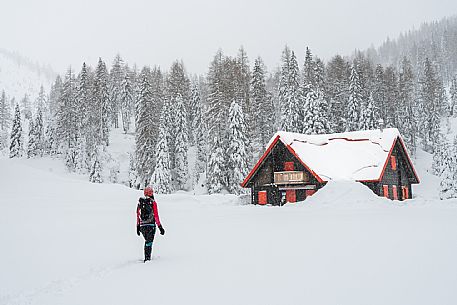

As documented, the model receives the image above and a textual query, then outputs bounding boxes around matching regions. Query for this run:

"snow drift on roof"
[269,128,401,181]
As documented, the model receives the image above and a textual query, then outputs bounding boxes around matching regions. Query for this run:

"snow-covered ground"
[1,152,457,305]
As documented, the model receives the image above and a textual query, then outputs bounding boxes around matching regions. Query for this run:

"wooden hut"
[241,128,420,205]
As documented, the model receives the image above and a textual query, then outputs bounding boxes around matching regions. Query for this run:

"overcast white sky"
[1,0,457,74]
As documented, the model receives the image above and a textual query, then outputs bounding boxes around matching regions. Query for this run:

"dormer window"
[391,156,397,171]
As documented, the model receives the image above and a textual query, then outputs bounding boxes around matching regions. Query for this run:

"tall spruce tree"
[303,88,330,134]
[27,108,44,158]
[398,57,417,155]
[359,92,377,130]
[206,132,226,194]
[135,67,155,188]
[418,58,442,152]
[120,68,133,133]
[109,54,124,128]
[450,74,457,117]
[227,100,248,194]
[0,90,11,148]
[150,112,172,194]
[93,58,110,146]
[56,68,78,153]
[326,55,350,132]
[251,57,274,147]
[0,90,10,131]
[346,65,363,131]
[9,104,23,158]
[173,93,189,190]
[190,82,206,185]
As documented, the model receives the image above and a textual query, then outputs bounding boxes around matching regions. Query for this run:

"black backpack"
[139,197,154,224]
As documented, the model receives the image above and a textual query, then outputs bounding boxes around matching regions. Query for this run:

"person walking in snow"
[136,186,165,262]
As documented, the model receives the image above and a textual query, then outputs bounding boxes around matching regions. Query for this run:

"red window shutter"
[286,190,296,203]
[258,191,267,205]
[284,162,294,171]
[383,185,389,198]
[392,185,398,200]
[391,156,397,170]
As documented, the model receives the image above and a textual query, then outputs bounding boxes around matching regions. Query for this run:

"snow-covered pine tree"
[173,93,189,190]
[128,152,138,188]
[450,74,457,117]
[0,90,10,131]
[372,65,387,125]
[206,132,226,194]
[190,81,206,185]
[120,66,133,133]
[150,112,172,194]
[235,47,252,141]
[303,88,331,134]
[93,58,110,146]
[280,49,302,133]
[36,85,47,119]
[227,100,248,194]
[89,148,103,183]
[279,46,291,131]
[346,64,363,131]
[205,50,229,175]
[166,61,190,140]
[134,67,155,188]
[26,116,37,158]
[432,133,448,176]
[47,75,63,121]
[0,90,11,149]
[75,62,94,163]
[398,57,417,155]
[418,58,442,152]
[326,55,350,133]
[302,47,315,96]
[383,66,399,128]
[26,109,44,158]
[56,68,78,157]
[9,104,23,158]
[359,92,377,130]
[439,141,457,200]
[109,54,124,128]
[251,57,274,147]
[44,124,58,156]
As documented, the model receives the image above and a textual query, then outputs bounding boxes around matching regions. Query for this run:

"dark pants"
[140,225,156,260]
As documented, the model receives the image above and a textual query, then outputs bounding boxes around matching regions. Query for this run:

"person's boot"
[144,243,152,262]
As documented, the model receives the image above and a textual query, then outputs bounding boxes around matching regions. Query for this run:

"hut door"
[258,191,268,205]
[284,162,294,171]
[286,190,296,203]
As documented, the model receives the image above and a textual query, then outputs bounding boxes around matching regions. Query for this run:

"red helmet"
[144,186,154,197]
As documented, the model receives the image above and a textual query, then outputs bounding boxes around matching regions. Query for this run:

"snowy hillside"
[0,49,55,102]
[1,151,457,305]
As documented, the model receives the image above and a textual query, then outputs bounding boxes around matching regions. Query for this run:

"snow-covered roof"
[266,128,403,182]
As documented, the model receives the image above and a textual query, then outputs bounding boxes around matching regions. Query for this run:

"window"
[391,156,397,171]
[402,186,409,200]
[392,185,398,200]
[306,189,316,197]
[284,162,295,171]
[383,185,389,198]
